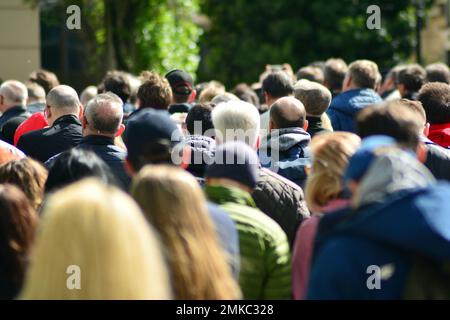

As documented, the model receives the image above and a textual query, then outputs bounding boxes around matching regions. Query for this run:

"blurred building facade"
[422,0,450,64]
[0,0,40,82]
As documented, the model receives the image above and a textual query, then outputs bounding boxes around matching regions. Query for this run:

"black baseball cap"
[165,69,194,95]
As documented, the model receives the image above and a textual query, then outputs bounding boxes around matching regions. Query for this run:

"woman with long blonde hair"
[131,165,241,300]
[20,179,171,300]
[292,132,361,299]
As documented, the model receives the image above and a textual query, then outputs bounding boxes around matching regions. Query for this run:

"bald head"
[270,96,306,129]
[84,92,123,136]
[0,80,28,112]
[47,85,80,110]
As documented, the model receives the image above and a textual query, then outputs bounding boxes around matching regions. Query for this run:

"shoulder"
[256,168,305,200]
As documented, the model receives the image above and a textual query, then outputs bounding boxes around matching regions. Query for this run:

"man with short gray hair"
[46,92,130,189]
[17,85,83,162]
[0,80,30,144]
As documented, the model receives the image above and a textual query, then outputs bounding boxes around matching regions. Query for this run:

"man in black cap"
[165,69,196,114]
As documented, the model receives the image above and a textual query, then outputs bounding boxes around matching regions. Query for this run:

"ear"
[180,146,192,170]
[417,142,428,164]
[78,104,84,119]
[263,91,269,104]
[303,119,309,131]
[423,123,430,137]
[45,105,52,119]
[115,124,125,137]
[255,134,260,150]
[343,75,352,91]
[81,115,88,129]
[269,119,275,131]
[124,158,135,176]
[188,90,197,103]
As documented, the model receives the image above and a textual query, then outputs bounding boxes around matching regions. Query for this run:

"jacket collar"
[81,135,115,146]
[2,105,27,116]
[205,184,256,208]
[259,127,310,152]
[53,114,81,126]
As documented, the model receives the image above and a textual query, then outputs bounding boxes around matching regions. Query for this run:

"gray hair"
[80,86,98,106]
[0,80,28,105]
[47,85,81,112]
[211,92,239,105]
[212,100,260,147]
[85,92,123,135]
[26,82,46,103]
[294,79,332,116]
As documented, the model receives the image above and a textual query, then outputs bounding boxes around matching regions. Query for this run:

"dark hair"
[426,63,450,84]
[356,101,422,151]
[28,69,60,94]
[323,58,348,92]
[137,71,172,110]
[231,84,260,109]
[296,66,324,84]
[0,158,48,211]
[417,82,450,124]
[45,149,118,193]
[397,64,426,93]
[185,103,214,136]
[262,71,293,98]
[0,184,37,296]
[100,71,131,104]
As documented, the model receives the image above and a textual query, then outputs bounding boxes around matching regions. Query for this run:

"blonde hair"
[131,165,241,300]
[20,179,171,300]
[305,132,361,213]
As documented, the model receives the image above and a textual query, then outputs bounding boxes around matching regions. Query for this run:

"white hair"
[212,100,260,148]
[80,86,98,106]
[0,80,28,105]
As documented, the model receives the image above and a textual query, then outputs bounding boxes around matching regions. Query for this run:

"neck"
[83,128,115,138]
[1,104,21,113]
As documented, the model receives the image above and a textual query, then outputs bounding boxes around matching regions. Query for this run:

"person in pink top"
[292,132,361,299]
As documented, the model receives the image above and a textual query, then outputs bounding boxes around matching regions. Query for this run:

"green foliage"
[198,0,433,87]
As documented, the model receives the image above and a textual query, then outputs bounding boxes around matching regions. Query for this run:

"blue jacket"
[327,89,382,133]
[307,151,450,299]
[258,127,311,188]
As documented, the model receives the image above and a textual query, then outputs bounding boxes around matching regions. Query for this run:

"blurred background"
[0,0,448,91]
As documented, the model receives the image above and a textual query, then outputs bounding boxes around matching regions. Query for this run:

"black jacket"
[306,116,330,138]
[423,136,450,182]
[17,115,83,163]
[77,135,131,189]
[252,167,310,248]
[0,106,30,144]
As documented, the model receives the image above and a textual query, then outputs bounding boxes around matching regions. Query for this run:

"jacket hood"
[330,88,382,117]
[259,127,310,152]
[428,123,450,148]
[354,150,436,208]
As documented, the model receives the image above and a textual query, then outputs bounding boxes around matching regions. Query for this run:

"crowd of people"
[0,57,450,300]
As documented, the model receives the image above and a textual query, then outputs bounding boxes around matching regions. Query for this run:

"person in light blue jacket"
[327,60,382,133]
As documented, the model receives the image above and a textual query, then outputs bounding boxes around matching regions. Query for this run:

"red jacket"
[428,123,450,148]
[14,112,48,146]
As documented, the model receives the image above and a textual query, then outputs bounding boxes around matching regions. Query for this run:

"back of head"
[305,132,361,212]
[262,71,294,98]
[347,59,380,89]
[165,69,194,104]
[185,103,214,136]
[46,85,81,114]
[100,71,131,104]
[0,184,37,292]
[356,101,423,151]
[131,165,240,299]
[45,148,117,194]
[294,79,332,116]
[0,80,28,106]
[418,82,450,124]
[80,86,98,106]
[426,62,450,84]
[26,82,46,104]
[137,71,172,110]
[397,64,426,93]
[28,69,60,94]
[269,96,306,129]
[296,66,324,84]
[211,100,260,147]
[84,92,123,136]
[211,92,239,105]
[198,85,225,103]
[323,58,348,92]
[21,179,171,299]
[124,108,182,171]
[231,84,260,108]
[0,158,47,210]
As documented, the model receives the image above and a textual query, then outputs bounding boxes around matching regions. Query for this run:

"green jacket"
[205,184,291,299]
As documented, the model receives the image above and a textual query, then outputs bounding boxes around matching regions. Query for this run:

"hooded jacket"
[327,88,382,133]
[259,127,311,188]
[428,123,450,149]
[205,184,291,299]
[307,151,450,299]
